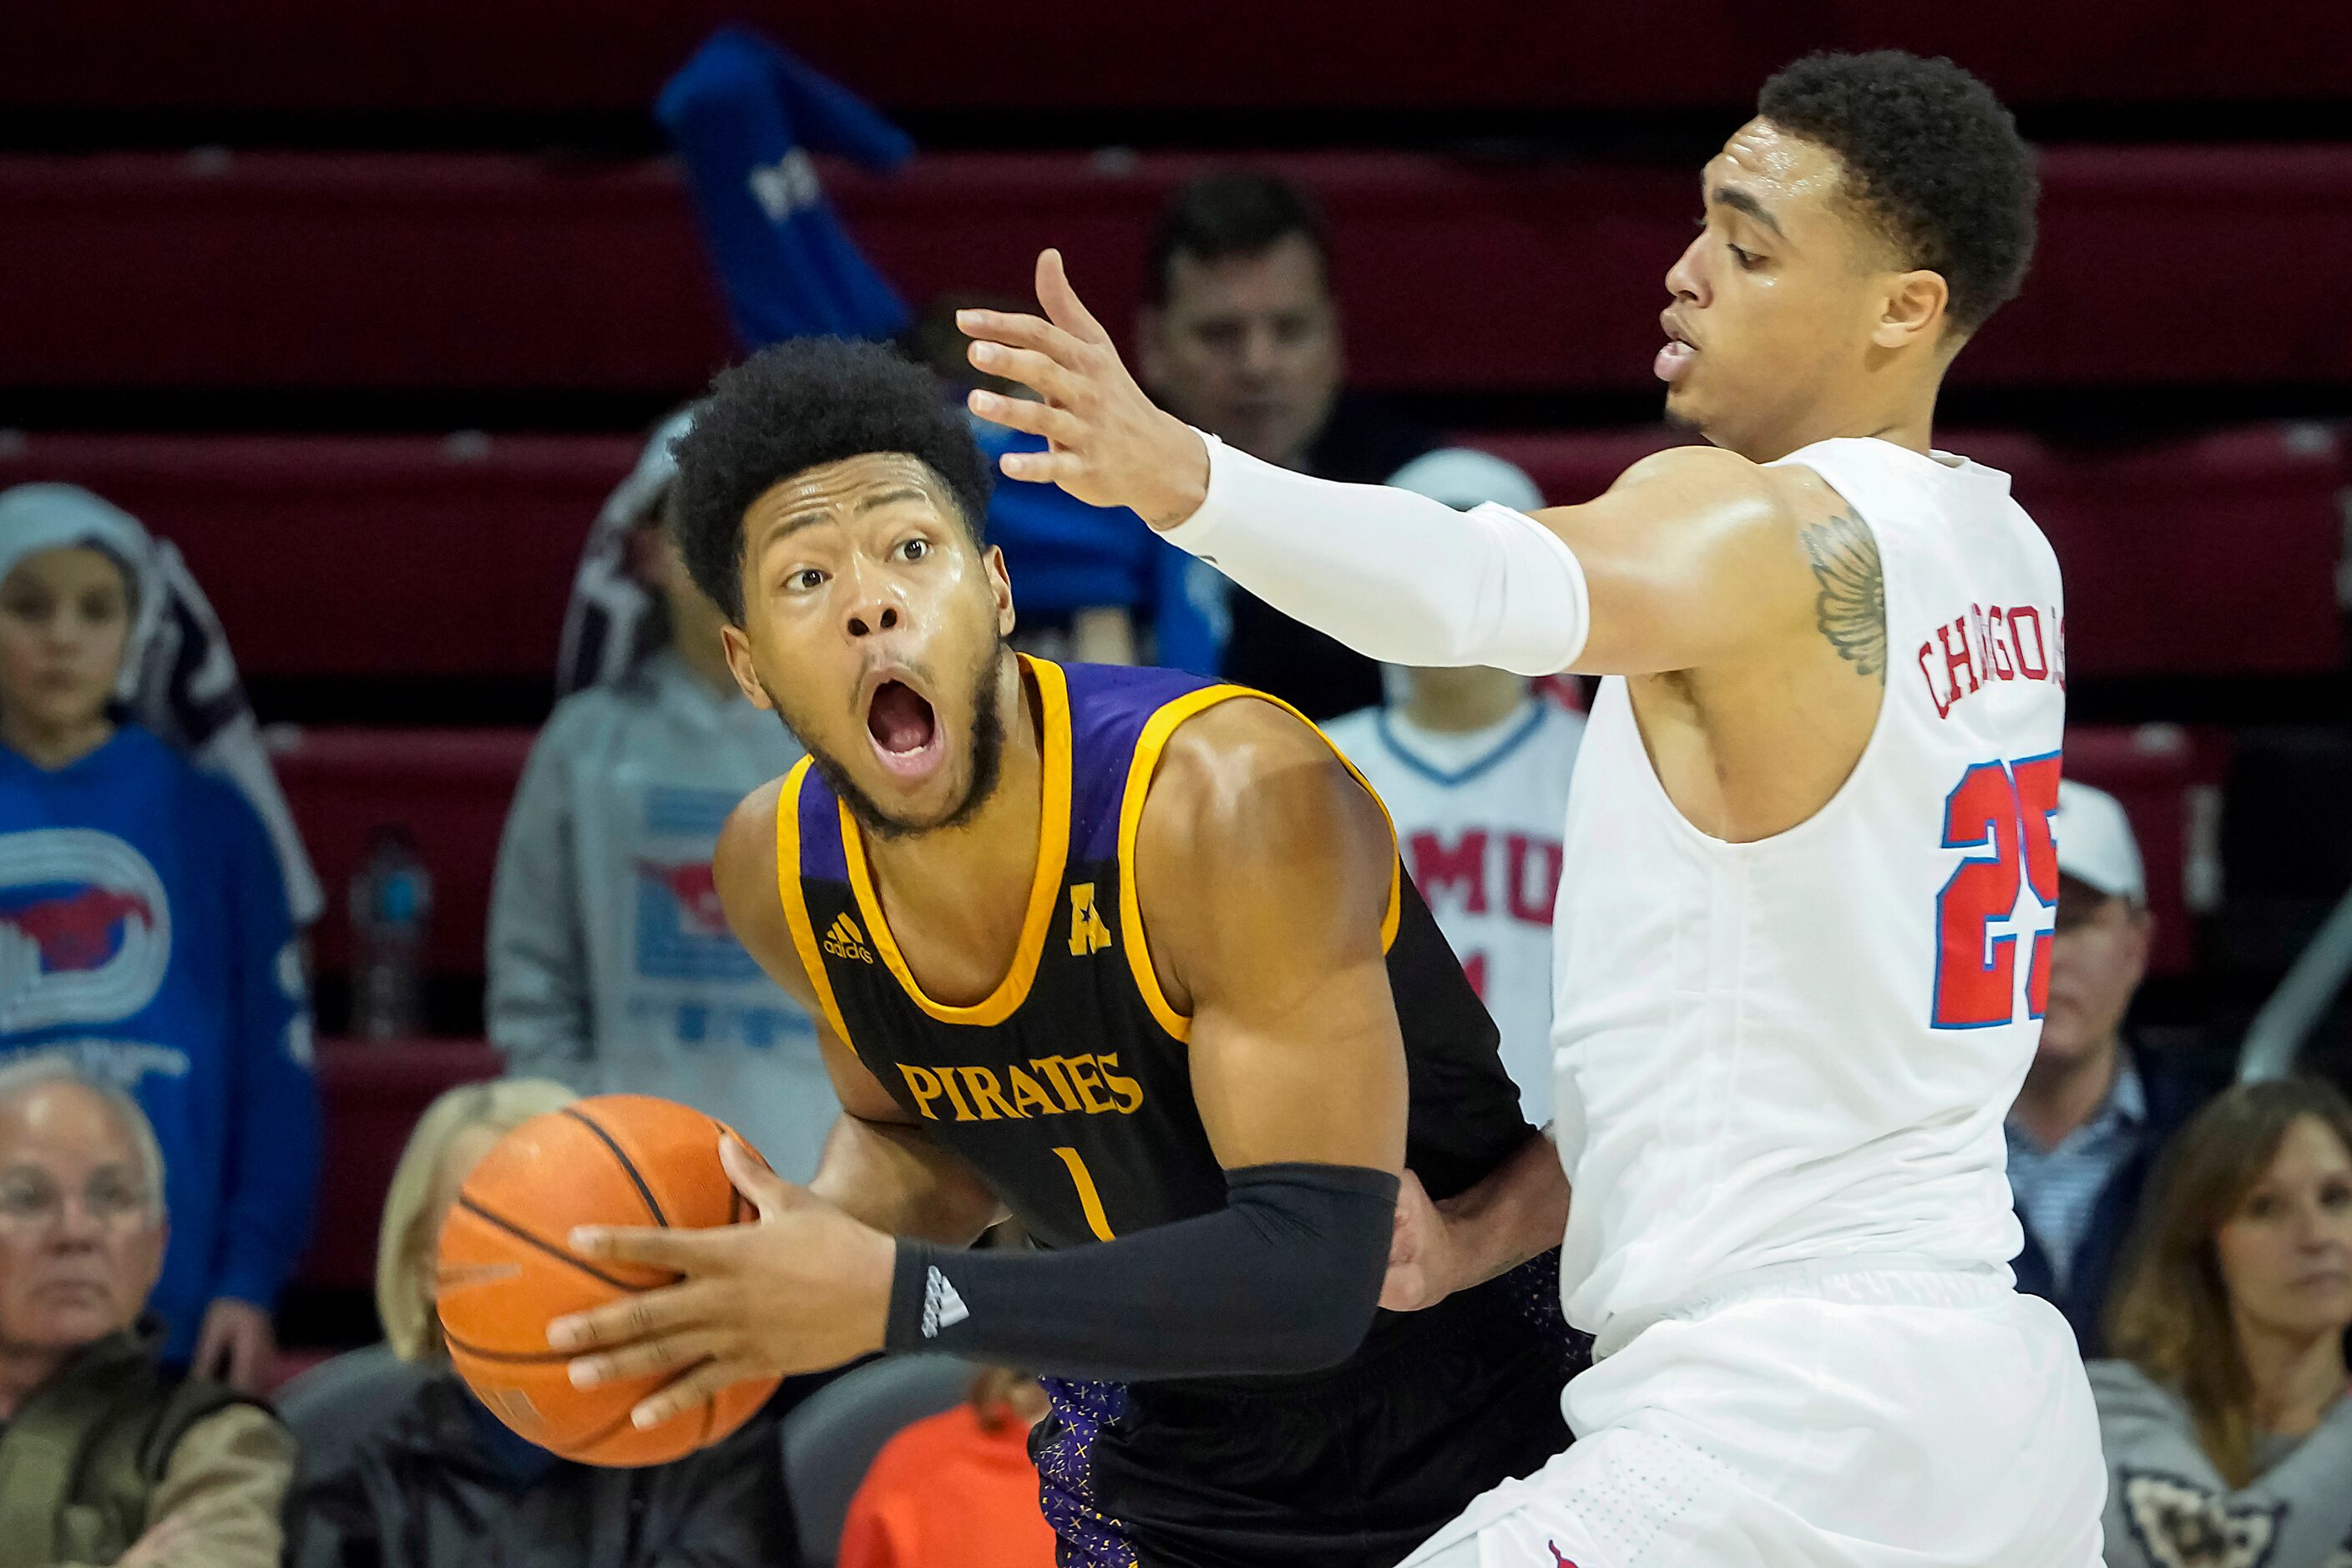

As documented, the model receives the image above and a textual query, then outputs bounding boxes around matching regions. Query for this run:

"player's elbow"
[1257,1275,1383,1373]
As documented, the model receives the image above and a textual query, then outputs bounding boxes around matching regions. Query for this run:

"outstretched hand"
[548,1136,896,1429]
[959,249,1212,529]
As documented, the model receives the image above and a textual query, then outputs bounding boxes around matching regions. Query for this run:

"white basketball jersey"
[1552,438,2066,1348]
[1323,699,1586,1121]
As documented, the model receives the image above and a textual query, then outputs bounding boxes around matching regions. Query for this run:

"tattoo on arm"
[1797,510,1887,680]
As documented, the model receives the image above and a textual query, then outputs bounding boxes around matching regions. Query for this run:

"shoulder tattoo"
[1797,510,1887,680]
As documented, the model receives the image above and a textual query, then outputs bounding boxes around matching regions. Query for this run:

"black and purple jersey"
[779,655,1571,1568]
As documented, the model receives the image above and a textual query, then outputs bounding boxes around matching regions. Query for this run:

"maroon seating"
[4,146,2350,395]
[1473,424,2348,678]
[299,1038,503,1292]
[3,2,2345,115]
[2066,726,2232,977]
[0,434,635,678]
[272,728,537,978]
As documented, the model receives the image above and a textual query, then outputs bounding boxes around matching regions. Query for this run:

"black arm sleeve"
[881,1162,1399,1381]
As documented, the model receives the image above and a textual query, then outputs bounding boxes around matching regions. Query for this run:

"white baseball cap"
[2054,780,2145,903]
[1386,448,1545,513]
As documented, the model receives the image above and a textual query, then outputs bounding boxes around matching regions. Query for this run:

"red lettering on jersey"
[1409,830,1488,914]
[2008,606,2049,680]
[1461,950,1488,998]
[1505,835,1563,926]
[1986,606,2016,680]
[1939,615,1979,701]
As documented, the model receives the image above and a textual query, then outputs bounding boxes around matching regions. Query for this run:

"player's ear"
[719,622,774,711]
[1872,270,1949,352]
[984,544,1017,639]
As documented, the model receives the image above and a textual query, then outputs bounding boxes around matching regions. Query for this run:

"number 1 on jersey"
[1932,752,2061,1029]
[1051,1146,1117,1241]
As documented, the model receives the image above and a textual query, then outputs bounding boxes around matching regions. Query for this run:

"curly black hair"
[1757,51,2038,334]
[670,336,992,623]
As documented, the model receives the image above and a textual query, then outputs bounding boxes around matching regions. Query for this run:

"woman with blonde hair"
[288,1079,799,1568]
[2092,1075,2352,1568]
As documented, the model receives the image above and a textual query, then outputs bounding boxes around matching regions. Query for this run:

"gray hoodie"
[487,650,837,1180]
[2088,1358,2352,1568]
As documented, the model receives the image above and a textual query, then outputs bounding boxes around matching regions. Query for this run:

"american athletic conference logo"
[0,830,172,1034]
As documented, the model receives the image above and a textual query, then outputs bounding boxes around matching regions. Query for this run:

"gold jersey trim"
[839,654,1075,1027]
[1115,686,1403,1042]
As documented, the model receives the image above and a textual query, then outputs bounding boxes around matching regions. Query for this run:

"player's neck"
[865,659,1047,928]
[2236,1311,2351,1439]
[0,707,115,771]
[2011,1034,2122,1151]
[1399,668,1527,735]
[1739,373,1941,465]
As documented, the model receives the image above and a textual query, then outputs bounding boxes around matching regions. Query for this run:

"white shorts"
[1400,1267,2106,1568]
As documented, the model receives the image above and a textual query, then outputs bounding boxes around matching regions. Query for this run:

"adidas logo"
[822,913,874,964]
[919,1266,969,1338]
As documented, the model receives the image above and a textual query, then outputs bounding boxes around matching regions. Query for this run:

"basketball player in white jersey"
[960,48,2104,1568]
[1323,448,1586,1124]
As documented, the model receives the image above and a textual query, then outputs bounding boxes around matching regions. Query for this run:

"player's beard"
[769,635,1009,842]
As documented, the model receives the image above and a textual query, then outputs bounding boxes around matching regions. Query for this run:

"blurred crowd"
[1,79,2347,1568]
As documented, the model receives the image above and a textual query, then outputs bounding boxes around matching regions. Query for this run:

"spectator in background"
[1137,170,1433,717]
[837,1366,1055,1568]
[288,1076,798,1568]
[2091,1076,2352,1568]
[496,418,830,1181]
[2007,781,2219,1353]
[1323,450,1583,1120]
[0,485,317,1392]
[0,1059,295,1568]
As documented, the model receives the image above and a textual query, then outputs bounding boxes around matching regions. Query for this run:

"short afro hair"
[1757,51,2037,334]
[670,336,993,623]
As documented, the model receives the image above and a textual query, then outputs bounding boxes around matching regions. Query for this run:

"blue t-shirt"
[0,725,318,1360]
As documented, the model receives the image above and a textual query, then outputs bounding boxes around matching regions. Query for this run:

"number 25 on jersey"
[1932,753,2061,1029]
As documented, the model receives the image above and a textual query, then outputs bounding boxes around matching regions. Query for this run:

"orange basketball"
[434,1094,780,1467]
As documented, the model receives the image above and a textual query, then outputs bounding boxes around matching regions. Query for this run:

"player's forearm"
[1435,1129,1571,1292]
[807,1114,1005,1247]
[884,1162,1398,1381]
[1157,436,1591,676]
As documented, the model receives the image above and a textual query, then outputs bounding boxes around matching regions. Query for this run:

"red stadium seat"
[3,1,2344,116]
[0,434,634,678]
[1470,424,2347,678]
[272,728,537,979]
[298,1038,504,1292]
[2065,726,2232,977]
[4,147,2350,395]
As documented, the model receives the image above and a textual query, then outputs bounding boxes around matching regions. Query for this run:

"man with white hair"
[0,1058,294,1567]
[1323,450,1585,1132]
[2006,781,2219,1353]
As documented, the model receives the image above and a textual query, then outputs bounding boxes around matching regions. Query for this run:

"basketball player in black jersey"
[546,339,1575,1568]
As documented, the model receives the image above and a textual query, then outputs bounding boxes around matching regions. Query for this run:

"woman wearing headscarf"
[0,483,319,1391]
[493,414,829,1180]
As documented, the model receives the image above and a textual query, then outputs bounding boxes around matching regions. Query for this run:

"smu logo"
[0,830,172,1034]
[632,858,762,984]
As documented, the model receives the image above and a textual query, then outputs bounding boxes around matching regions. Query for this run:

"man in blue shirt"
[2006,781,2215,1353]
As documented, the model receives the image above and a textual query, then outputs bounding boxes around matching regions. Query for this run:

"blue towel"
[656,28,913,345]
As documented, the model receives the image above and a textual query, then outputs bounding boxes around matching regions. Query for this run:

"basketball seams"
[443,1329,575,1365]
[452,1196,667,1294]
[559,1106,671,1228]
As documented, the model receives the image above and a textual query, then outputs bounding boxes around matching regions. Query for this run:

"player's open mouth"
[1655,331,1697,384]
[866,678,943,778]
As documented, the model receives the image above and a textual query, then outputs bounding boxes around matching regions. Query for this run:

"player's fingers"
[630,1358,743,1429]
[1035,248,1111,345]
[967,340,1084,404]
[718,1136,797,1220]
[997,446,1084,485]
[567,1327,725,1389]
[569,1221,726,1272]
[547,1278,713,1352]
[957,308,1088,369]
[968,391,1084,447]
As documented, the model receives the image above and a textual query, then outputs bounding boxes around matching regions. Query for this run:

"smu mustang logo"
[635,860,729,935]
[0,830,172,1034]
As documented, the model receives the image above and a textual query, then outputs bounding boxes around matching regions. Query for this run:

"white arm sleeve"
[1159,433,1591,676]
